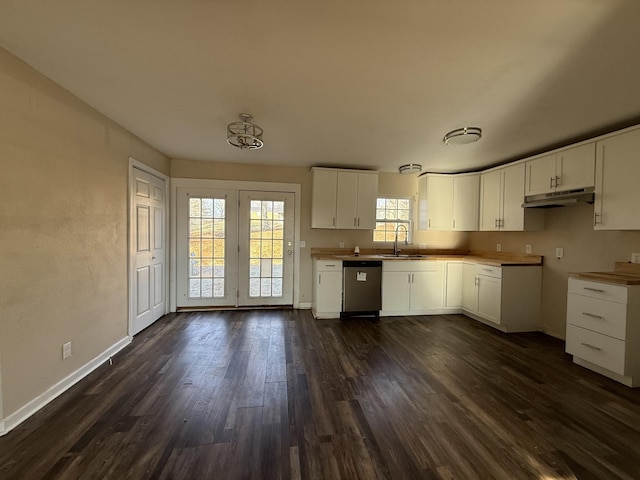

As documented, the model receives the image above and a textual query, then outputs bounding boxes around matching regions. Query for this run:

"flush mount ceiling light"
[443,127,482,145]
[227,113,264,150]
[399,163,422,174]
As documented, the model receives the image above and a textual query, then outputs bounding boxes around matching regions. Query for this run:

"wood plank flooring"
[2,310,640,479]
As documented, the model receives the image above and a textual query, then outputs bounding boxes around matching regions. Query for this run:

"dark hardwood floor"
[2,310,640,479]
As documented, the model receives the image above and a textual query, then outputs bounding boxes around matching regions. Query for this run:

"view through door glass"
[176,188,237,307]
[238,191,294,306]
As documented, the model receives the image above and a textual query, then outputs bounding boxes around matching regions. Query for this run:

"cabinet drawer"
[566,293,627,340]
[568,278,627,304]
[566,324,626,375]
[476,264,502,279]
[316,260,342,271]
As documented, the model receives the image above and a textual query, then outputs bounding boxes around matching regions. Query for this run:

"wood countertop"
[310,248,543,266]
[569,262,640,285]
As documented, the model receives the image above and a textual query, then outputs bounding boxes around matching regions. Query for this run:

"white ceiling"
[1,0,640,173]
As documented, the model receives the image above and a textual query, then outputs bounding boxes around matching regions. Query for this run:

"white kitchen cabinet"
[566,277,640,386]
[418,173,479,231]
[461,262,478,312]
[382,260,444,315]
[462,264,541,332]
[593,128,640,230]
[311,168,338,228]
[479,163,543,231]
[311,259,343,318]
[524,143,595,196]
[311,167,378,229]
[444,261,463,309]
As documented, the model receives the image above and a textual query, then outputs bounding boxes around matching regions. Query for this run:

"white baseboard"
[297,302,312,309]
[0,336,131,437]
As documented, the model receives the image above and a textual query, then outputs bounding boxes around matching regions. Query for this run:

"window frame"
[373,196,413,244]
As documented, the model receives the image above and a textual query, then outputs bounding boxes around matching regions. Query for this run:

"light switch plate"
[496,243,502,252]
[556,247,564,259]
[525,244,532,254]
[632,253,640,264]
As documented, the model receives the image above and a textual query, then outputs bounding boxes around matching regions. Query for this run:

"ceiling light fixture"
[227,113,264,150]
[399,163,422,175]
[443,127,482,145]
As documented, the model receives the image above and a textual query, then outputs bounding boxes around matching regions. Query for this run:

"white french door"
[176,188,294,308]
[176,188,238,307]
[131,167,167,335]
[237,191,294,306]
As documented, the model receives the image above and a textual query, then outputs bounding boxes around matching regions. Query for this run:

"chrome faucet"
[394,224,408,256]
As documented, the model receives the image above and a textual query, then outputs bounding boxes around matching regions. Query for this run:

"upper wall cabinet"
[480,163,543,231]
[594,128,640,230]
[311,167,378,229]
[418,173,479,231]
[524,143,596,196]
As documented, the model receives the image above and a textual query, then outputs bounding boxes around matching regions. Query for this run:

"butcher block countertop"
[311,248,543,266]
[569,262,640,285]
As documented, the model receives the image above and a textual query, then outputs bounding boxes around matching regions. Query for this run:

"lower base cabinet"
[462,264,541,332]
[566,278,640,387]
[312,259,343,319]
[382,261,444,315]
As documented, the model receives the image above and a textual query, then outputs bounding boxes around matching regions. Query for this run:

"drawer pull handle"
[581,342,602,351]
[582,312,603,319]
[583,287,605,293]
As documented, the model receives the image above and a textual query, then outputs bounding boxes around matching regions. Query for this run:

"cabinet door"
[445,262,463,308]
[479,170,502,231]
[311,169,337,228]
[426,175,454,230]
[557,143,595,191]
[594,129,640,230]
[501,163,526,231]
[477,275,502,324]
[461,263,478,311]
[411,267,444,310]
[335,171,359,229]
[356,172,378,229]
[453,174,479,231]
[382,271,411,311]
[525,154,556,196]
[315,270,343,314]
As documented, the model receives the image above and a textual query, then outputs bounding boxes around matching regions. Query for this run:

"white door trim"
[170,178,301,311]
[128,158,170,336]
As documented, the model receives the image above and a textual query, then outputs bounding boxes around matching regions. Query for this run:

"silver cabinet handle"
[582,312,603,319]
[452,219,456,228]
[583,287,605,293]
[332,217,336,227]
[581,342,602,351]
[555,175,561,187]
[494,218,498,228]
[408,273,411,283]
[319,273,322,285]
[474,276,479,286]
[549,177,554,188]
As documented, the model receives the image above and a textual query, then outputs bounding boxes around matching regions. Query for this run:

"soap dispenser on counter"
[354,246,360,256]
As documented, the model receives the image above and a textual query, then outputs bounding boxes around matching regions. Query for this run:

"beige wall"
[171,162,469,304]
[0,48,169,420]
[468,205,640,338]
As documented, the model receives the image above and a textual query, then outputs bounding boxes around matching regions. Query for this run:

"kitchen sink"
[380,254,427,258]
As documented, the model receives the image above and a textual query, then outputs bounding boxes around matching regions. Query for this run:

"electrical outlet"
[496,243,502,252]
[525,244,532,254]
[299,240,306,248]
[419,243,427,249]
[632,253,640,264]
[339,242,344,248]
[556,247,564,259]
[62,341,72,360]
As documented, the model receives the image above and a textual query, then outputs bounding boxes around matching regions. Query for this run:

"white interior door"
[237,191,294,306]
[131,167,167,335]
[176,188,238,307]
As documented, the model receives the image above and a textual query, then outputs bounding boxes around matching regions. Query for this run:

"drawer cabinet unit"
[566,278,640,386]
[312,259,343,319]
[462,264,542,332]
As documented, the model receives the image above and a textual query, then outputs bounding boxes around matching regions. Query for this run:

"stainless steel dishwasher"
[341,260,382,319]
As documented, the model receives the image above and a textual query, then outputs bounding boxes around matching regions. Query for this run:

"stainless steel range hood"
[522,187,595,208]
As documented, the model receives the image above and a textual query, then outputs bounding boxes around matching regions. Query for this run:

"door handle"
[287,250,292,256]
